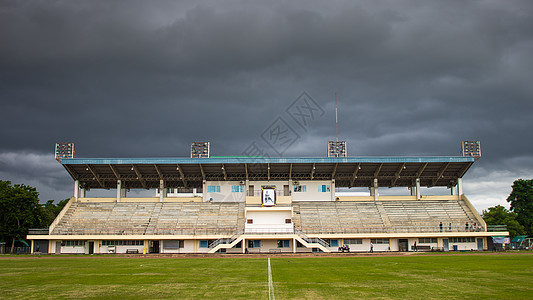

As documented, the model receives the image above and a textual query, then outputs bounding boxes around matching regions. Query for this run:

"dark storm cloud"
[0,0,532,209]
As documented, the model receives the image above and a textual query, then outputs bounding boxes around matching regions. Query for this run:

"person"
[439,222,443,232]
[465,222,469,231]
[345,244,350,253]
[338,246,343,253]
[449,223,452,231]
[413,241,417,252]
[370,242,374,253]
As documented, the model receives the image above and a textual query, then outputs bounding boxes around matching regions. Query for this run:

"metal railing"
[487,225,507,232]
[244,228,294,234]
[209,230,244,248]
[296,225,486,235]
[28,228,49,235]
[295,229,329,248]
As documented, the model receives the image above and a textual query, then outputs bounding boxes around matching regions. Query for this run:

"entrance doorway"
[443,239,449,251]
[284,185,289,196]
[55,242,61,254]
[88,242,94,254]
[398,239,408,252]
[477,238,484,251]
[150,241,160,253]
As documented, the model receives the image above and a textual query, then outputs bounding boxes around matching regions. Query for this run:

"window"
[419,238,438,244]
[371,239,390,244]
[247,219,253,224]
[449,237,475,243]
[285,219,292,224]
[163,240,184,249]
[248,240,261,248]
[199,240,209,248]
[65,240,84,246]
[318,185,331,192]
[277,240,290,248]
[330,239,339,247]
[344,239,363,245]
[207,186,220,193]
[294,185,307,192]
[231,185,244,193]
[102,240,143,246]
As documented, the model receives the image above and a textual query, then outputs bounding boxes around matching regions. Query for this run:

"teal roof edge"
[62,156,476,165]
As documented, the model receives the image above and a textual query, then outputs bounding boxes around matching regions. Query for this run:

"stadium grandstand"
[27,141,508,254]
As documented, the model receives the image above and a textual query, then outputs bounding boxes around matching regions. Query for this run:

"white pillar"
[242,238,246,254]
[159,180,165,202]
[80,188,86,198]
[116,180,121,202]
[415,178,421,200]
[373,179,378,201]
[293,238,296,253]
[121,188,127,198]
[193,188,197,197]
[74,180,79,201]
[457,178,463,199]
[409,186,416,196]
[331,179,336,201]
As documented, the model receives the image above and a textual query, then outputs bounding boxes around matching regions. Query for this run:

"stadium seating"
[51,202,245,236]
[294,199,479,234]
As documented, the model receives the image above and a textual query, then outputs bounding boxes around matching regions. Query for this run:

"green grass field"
[1,253,532,299]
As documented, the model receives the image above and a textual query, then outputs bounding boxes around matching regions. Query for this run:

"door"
[150,241,160,253]
[477,238,484,251]
[398,239,408,252]
[88,242,94,254]
[284,185,289,196]
[443,239,449,251]
[249,185,254,196]
[55,242,61,254]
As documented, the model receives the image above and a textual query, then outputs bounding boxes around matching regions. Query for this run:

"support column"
[409,186,416,196]
[415,178,421,200]
[80,188,86,198]
[159,180,165,202]
[457,178,463,199]
[331,179,336,201]
[293,238,296,253]
[450,187,454,196]
[193,188,197,197]
[74,180,79,201]
[373,179,379,201]
[30,240,34,254]
[242,238,246,254]
[116,180,122,202]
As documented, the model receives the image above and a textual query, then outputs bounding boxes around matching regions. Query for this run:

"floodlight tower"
[327,93,347,157]
[55,143,75,162]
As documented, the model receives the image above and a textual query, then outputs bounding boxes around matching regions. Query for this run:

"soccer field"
[0,254,532,299]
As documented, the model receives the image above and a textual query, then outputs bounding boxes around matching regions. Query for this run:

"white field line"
[268,257,275,300]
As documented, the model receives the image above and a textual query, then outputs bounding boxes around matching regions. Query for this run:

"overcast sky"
[1,0,532,212]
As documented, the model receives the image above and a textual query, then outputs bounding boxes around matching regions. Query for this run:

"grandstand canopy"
[61,156,475,190]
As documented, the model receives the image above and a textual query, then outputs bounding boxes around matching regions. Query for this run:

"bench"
[412,245,432,251]
[126,249,139,254]
[269,249,282,253]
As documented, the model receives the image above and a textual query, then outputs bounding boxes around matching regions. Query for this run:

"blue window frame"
[330,239,339,247]
[199,240,208,248]
[231,185,244,193]
[318,185,331,192]
[207,186,220,193]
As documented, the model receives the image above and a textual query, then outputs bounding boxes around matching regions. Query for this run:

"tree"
[0,180,41,253]
[506,179,533,235]
[482,205,525,238]
[40,198,69,227]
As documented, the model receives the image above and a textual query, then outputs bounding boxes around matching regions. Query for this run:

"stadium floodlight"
[191,142,210,158]
[55,143,75,162]
[461,141,481,160]
[327,141,347,157]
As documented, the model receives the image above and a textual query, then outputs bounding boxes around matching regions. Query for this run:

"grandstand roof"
[61,156,475,190]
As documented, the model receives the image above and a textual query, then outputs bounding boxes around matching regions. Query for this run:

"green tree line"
[0,180,68,253]
[482,179,533,238]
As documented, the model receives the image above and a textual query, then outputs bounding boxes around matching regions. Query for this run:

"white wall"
[245,211,293,233]
[204,181,246,202]
[292,180,333,201]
